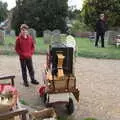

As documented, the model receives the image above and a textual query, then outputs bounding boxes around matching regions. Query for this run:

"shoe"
[24,82,29,87]
[31,80,39,85]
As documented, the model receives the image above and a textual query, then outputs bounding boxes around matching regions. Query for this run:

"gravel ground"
[0,55,120,120]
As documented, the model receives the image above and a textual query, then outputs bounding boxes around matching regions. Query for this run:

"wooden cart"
[40,46,79,114]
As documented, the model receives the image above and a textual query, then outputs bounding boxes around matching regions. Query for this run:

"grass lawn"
[0,36,16,55]
[76,37,120,59]
[36,37,120,59]
[0,36,120,59]
[35,37,49,54]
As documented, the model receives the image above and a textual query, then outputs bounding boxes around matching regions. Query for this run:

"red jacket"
[15,34,35,59]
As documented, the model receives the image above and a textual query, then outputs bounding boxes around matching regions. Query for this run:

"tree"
[12,0,68,36]
[68,8,81,20]
[11,0,25,34]
[0,1,8,23]
[81,0,120,30]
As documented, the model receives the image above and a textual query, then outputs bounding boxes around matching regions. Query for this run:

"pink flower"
[0,84,17,95]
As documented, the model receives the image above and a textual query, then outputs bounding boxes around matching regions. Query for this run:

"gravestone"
[28,28,36,42]
[43,29,52,44]
[106,31,119,45]
[52,29,61,35]
[51,29,61,46]
[0,30,5,45]
[10,30,16,37]
[89,32,96,41]
[60,34,67,45]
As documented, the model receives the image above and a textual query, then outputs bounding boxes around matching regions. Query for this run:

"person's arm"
[15,37,22,55]
[95,20,99,32]
[31,37,35,55]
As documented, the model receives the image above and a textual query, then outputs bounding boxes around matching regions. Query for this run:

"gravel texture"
[0,55,120,120]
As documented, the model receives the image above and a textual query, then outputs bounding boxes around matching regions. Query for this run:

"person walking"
[95,13,107,48]
[15,24,39,87]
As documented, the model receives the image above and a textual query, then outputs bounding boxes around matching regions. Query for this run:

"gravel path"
[0,55,120,120]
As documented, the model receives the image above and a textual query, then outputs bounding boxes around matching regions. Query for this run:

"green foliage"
[0,1,8,23]
[68,9,81,20]
[71,20,90,33]
[19,99,28,105]
[68,9,91,34]
[11,0,68,36]
[81,0,120,30]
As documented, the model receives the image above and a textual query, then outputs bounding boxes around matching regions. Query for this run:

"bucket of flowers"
[0,84,18,113]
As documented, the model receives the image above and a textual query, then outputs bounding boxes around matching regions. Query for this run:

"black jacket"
[96,19,106,33]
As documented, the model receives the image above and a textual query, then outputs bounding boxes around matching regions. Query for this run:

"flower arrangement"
[0,84,17,113]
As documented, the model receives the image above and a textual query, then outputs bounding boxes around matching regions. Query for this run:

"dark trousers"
[95,32,105,47]
[20,58,35,83]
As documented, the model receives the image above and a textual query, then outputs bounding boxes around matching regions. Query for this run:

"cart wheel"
[43,93,47,104]
[66,98,74,114]
[43,93,51,107]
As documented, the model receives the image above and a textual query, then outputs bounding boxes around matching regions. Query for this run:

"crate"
[47,75,76,92]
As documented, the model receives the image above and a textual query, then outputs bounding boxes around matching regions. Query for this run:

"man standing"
[15,24,39,87]
[95,13,106,48]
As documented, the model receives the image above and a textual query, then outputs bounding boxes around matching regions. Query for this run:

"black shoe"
[24,82,29,87]
[31,80,39,85]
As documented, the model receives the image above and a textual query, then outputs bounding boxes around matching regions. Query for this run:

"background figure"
[95,13,107,48]
[15,24,39,87]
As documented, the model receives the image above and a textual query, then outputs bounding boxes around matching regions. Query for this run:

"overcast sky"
[0,0,83,10]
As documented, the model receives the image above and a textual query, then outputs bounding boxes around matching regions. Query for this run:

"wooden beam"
[0,108,28,120]
[0,75,15,86]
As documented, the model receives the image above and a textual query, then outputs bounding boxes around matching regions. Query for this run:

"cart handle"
[0,75,15,86]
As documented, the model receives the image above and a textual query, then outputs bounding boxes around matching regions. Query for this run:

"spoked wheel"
[43,93,47,104]
[66,98,74,114]
[43,93,51,107]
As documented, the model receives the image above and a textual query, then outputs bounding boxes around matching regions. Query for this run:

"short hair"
[20,24,29,30]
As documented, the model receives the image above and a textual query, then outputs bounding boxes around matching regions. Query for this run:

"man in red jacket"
[15,24,39,87]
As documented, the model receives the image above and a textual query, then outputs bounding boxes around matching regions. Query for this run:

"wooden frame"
[0,75,15,86]
[0,108,28,120]
[0,75,28,120]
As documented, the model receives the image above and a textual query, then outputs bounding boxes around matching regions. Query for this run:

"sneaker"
[31,80,39,85]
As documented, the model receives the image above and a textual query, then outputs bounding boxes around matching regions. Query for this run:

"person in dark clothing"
[95,13,106,48]
[15,24,39,87]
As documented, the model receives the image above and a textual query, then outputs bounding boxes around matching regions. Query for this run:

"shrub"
[70,20,90,34]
